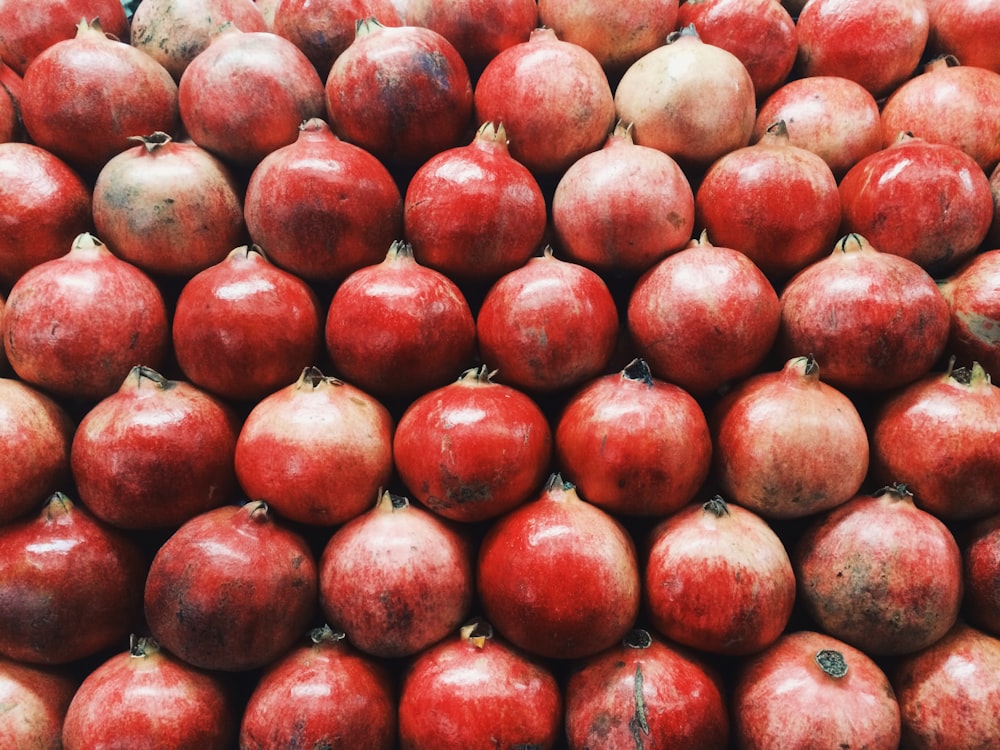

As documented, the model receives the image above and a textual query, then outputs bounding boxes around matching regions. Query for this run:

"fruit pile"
[2,0,1000,747]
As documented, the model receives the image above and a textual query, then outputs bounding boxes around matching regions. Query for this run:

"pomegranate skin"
[839,133,993,275]
[891,622,1000,749]
[564,629,729,749]
[927,0,1000,74]
[794,0,929,99]
[0,493,146,666]
[0,657,77,749]
[325,19,473,167]
[477,476,641,660]
[794,484,964,657]
[695,119,842,283]
[777,233,951,393]
[627,233,781,397]
[474,27,615,176]
[3,232,169,402]
[62,636,236,750]
[318,492,474,659]
[239,626,396,750]
[397,620,562,749]
[0,142,93,289]
[403,121,548,284]
[19,18,179,176]
[551,120,695,275]
[870,361,1000,521]
[963,512,1000,636]
[733,631,902,750]
[554,358,712,517]
[753,75,882,180]
[940,251,1000,378]
[245,118,403,284]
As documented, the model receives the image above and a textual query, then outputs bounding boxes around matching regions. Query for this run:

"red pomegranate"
[695,119,842,283]
[318,491,474,658]
[325,18,473,166]
[869,360,1000,521]
[0,142,93,289]
[324,240,477,401]
[627,232,781,397]
[710,356,870,520]
[839,132,993,274]
[964,512,1000,637]
[244,117,403,284]
[753,75,883,180]
[3,232,169,402]
[403,121,547,284]
[477,474,641,660]
[92,131,247,278]
[564,629,730,749]
[777,233,951,392]
[19,18,179,175]
[927,0,1000,74]
[794,484,964,656]
[474,26,615,175]
[392,366,552,523]
[0,657,77,749]
[551,120,695,275]
[554,358,712,517]
[234,366,394,527]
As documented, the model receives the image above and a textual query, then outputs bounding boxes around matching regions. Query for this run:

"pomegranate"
[244,118,402,284]
[92,131,247,278]
[3,232,169,402]
[318,490,474,658]
[0,378,74,525]
[613,25,756,170]
[0,142,93,289]
[19,18,179,175]
[839,133,993,274]
[404,0,538,78]
[537,0,679,74]
[627,232,781,397]
[392,365,552,523]
[710,356,870,520]
[869,360,1000,521]
[272,0,402,77]
[733,630,902,749]
[963,512,1000,637]
[325,18,473,166]
[990,164,1000,246]
[880,56,1000,173]
[171,245,323,403]
[178,26,326,166]
[753,75,883,180]
[144,501,318,672]
[675,0,797,101]
[554,358,712,517]
[0,84,16,144]
[0,492,146,665]
[325,241,475,401]
[239,626,396,749]
[927,0,1000,74]
[397,619,562,749]
[403,120,547,284]
[794,484,964,656]
[477,474,641,660]
[794,0,929,99]
[474,26,615,175]
[0,0,128,76]
[71,365,241,531]
[695,119,842,283]
[130,0,269,81]
[0,657,77,749]
[776,233,951,392]
[564,629,730,749]
[234,366,393,527]
[645,495,796,655]
[891,622,1000,749]
[62,635,236,749]
[551,120,694,275]
[476,247,620,394]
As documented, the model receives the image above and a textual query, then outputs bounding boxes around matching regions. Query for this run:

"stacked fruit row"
[1,0,1000,747]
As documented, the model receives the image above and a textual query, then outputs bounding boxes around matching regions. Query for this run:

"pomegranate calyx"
[623,629,653,650]
[128,131,173,152]
[458,364,497,385]
[460,618,493,648]
[129,364,173,390]
[622,358,654,387]
[243,499,271,522]
[703,495,731,517]
[129,634,161,658]
[875,482,914,503]
[763,119,790,142]
[385,239,415,262]
[295,365,343,390]
[814,648,848,678]
[375,489,410,512]
[668,23,700,45]
[43,491,75,520]
[309,625,346,646]
[544,472,575,493]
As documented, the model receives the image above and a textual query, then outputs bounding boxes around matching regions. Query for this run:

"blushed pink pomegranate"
[927,0,1000,73]
[963,512,1000,637]
[0,657,77,749]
